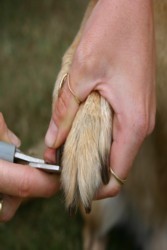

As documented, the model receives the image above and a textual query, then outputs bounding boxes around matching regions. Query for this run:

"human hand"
[0,113,60,222]
[45,0,155,198]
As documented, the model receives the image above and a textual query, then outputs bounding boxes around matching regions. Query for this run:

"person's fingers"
[95,178,121,200]
[7,130,21,147]
[0,195,22,222]
[95,112,149,199]
[44,147,56,164]
[0,113,21,147]
[0,160,60,198]
[45,74,83,149]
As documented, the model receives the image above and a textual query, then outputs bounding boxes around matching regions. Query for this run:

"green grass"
[0,195,82,250]
[0,1,137,249]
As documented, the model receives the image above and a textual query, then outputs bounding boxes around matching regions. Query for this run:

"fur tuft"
[61,92,112,211]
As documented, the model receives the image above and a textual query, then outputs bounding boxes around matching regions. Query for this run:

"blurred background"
[0,1,137,249]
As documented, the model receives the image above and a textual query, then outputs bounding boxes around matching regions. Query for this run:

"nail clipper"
[0,141,61,174]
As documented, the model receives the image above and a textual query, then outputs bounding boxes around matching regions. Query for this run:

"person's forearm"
[78,0,154,58]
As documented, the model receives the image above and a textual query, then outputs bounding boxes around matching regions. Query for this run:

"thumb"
[0,113,21,147]
[45,73,83,149]
[0,195,22,222]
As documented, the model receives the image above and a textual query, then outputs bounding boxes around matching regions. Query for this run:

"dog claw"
[68,204,77,217]
[85,206,92,214]
[56,145,64,166]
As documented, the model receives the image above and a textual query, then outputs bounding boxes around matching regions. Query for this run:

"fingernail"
[8,130,21,147]
[45,119,58,147]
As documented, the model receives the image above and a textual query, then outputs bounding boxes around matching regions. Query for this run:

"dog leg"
[82,196,126,250]
[62,92,112,213]
[144,227,167,250]
[53,0,112,213]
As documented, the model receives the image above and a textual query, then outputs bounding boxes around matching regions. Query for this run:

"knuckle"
[126,99,156,140]
[74,45,96,74]
[130,113,149,139]
[18,174,31,198]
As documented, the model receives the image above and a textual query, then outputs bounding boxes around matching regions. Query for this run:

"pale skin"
[45,0,156,198]
[0,113,60,222]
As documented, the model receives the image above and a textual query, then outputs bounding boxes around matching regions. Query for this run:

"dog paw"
[61,92,112,214]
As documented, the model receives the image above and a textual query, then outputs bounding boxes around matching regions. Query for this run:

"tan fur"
[53,0,112,213]
[62,93,112,212]
[51,0,167,249]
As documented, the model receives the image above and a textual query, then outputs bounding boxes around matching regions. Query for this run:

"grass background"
[0,1,137,249]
